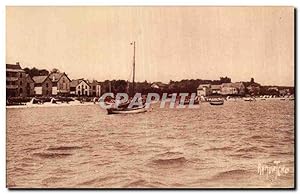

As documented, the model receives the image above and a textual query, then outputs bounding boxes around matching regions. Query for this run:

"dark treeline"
[23,67,61,77]
[23,67,294,96]
[100,77,232,95]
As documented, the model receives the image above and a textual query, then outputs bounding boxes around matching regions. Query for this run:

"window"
[85,86,87,89]
[20,73,22,78]
[19,88,23,94]
[46,83,48,88]
[20,81,22,86]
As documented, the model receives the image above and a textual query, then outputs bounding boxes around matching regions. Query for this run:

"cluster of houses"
[197,83,246,96]
[196,82,291,97]
[6,62,101,98]
[7,62,293,98]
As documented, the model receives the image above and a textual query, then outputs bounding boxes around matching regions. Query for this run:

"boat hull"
[107,107,147,114]
[209,101,224,105]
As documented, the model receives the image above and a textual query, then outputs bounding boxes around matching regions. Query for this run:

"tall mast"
[132,41,136,96]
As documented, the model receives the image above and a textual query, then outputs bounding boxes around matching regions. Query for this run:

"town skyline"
[6,7,294,86]
[6,62,293,87]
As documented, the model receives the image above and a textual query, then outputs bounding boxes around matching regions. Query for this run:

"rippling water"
[6,100,294,188]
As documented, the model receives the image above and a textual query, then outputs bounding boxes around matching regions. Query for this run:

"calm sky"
[6,7,294,86]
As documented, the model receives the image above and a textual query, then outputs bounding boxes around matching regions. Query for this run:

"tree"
[51,68,60,73]
[220,76,231,83]
[39,69,49,76]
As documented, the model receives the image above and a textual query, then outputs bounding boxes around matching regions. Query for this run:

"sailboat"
[106,41,147,114]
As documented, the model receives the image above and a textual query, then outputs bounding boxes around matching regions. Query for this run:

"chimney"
[52,76,55,82]
[16,62,20,66]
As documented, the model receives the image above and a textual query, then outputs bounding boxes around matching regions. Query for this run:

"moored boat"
[244,97,255,101]
[105,41,147,115]
[107,105,146,114]
[209,100,224,106]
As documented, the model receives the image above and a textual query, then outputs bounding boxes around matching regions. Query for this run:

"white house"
[197,84,212,96]
[70,79,91,96]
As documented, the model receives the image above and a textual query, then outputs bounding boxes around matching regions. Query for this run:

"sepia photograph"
[6,6,295,189]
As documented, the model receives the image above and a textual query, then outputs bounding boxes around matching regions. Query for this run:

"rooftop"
[32,76,48,84]
[6,64,25,72]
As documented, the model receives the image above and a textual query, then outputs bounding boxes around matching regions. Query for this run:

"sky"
[6,6,294,86]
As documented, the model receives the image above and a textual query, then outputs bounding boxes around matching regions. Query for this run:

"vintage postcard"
[6,6,294,188]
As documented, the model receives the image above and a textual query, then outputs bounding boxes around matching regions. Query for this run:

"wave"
[236,146,265,153]
[228,153,253,159]
[42,176,65,185]
[156,151,184,157]
[249,135,264,139]
[184,142,199,146]
[124,179,166,188]
[213,169,251,179]
[77,176,117,186]
[152,156,187,166]
[47,145,83,151]
[33,152,72,159]
[204,146,232,151]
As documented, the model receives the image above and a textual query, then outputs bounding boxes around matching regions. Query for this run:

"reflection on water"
[6,100,294,188]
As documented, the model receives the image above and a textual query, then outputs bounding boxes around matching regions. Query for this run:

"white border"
[1,1,298,194]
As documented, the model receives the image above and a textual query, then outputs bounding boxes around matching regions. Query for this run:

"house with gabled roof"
[197,84,212,96]
[25,74,35,96]
[48,72,71,96]
[32,75,52,96]
[221,82,245,96]
[6,62,27,97]
[70,79,91,96]
[88,80,102,97]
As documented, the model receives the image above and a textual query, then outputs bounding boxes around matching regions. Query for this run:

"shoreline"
[6,101,97,109]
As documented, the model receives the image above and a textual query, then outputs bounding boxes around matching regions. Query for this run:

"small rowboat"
[244,97,255,101]
[209,100,224,106]
[107,106,147,114]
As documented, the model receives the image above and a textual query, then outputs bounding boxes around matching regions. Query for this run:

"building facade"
[89,80,102,97]
[211,84,222,94]
[221,82,245,96]
[32,76,52,96]
[25,74,35,96]
[49,72,71,96]
[197,84,212,96]
[70,79,91,96]
[6,63,27,97]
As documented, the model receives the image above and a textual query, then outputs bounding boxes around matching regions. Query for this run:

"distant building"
[32,75,52,96]
[70,79,91,96]
[267,87,279,91]
[70,80,79,95]
[25,74,35,96]
[197,84,212,96]
[48,72,71,96]
[246,83,261,95]
[88,80,102,97]
[221,82,245,96]
[151,82,168,90]
[211,84,222,94]
[279,89,290,96]
[6,62,27,97]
